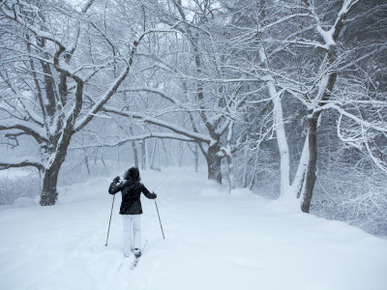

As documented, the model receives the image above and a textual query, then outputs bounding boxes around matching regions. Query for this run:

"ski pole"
[105,194,115,246]
[154,198,165,240]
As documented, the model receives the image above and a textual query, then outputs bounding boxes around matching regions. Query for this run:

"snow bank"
[0,167,386,290]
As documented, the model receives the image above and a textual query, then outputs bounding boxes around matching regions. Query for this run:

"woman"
[108,167,157,258]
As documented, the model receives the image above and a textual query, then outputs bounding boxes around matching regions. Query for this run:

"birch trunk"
[270,84,291,198]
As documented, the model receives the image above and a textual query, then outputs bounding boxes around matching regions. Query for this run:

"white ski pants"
[122,214,141,257]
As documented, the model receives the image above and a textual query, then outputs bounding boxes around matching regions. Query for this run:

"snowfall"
[1,167,387,290]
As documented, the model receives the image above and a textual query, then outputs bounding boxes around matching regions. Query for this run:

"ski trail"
[107,168,387,290]
[104,169,202,289]
[102,170,177,289]
[112,169,266,290]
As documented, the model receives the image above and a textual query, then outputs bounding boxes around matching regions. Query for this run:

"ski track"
[1,167,387,290]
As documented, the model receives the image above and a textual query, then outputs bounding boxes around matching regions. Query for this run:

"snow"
[0,168,34,180]
[317,27,335,48]
[1,167,386,290]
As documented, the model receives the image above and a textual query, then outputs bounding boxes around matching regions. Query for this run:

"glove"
[113,176,120,183]
[153,193,157,199]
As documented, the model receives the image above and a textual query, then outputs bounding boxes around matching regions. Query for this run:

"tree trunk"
[150,139,158,169]
[194,144,199,173]
[40,165,60,206]
[84,154,91,175]
[129,128,139,168]
[132,141,139,168]
[141,140,147,170]
[300,51,338,212]
[225,154,234,194]
[271,85,291,198]
[100,156,107,171]
[301,115,318,213]
[207,142,222,183]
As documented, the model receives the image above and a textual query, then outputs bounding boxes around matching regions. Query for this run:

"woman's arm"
[141,184,157,199]
[108,176,122,195]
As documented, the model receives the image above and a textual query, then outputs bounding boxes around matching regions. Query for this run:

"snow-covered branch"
[0,120,47,143]
[103,107,211,144]
[69,132,197,150]
[318,103,387,133]
[0,157,43,171]
[75,27,181,133]
[302,0,360,49]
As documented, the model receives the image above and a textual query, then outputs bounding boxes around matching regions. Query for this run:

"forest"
[0,0,386,235]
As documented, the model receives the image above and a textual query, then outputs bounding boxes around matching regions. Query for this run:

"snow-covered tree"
[102,0,249,184]
[0,0,174,205]
[220,0,387,212]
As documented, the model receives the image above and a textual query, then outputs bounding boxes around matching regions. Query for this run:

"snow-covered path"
[1,168,386,290]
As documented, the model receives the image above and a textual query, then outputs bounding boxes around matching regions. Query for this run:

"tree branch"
[0,158,43,171]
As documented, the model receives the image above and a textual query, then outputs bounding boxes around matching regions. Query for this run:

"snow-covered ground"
[1,167,386,290]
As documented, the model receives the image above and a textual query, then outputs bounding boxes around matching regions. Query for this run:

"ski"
[130,240,148,270]
[131,255,141,270]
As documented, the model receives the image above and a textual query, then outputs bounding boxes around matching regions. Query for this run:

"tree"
[102,0,249,184]
[220,0,387,212]
[291,0,387,212]
[0,0,173,205]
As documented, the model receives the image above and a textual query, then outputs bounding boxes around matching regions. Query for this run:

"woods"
[1,0,386,234]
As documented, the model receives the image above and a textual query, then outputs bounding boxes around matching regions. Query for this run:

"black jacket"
[109,177,156,215]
